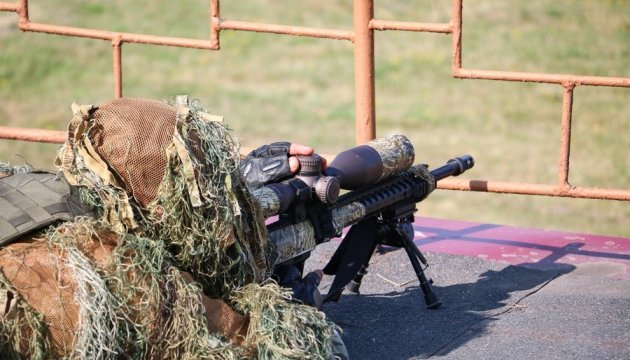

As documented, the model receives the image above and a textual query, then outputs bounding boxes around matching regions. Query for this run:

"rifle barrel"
[430,155,474,182]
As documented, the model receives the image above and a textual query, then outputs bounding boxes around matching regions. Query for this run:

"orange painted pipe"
[439,178,630,201]
[0,126,65,144]
[353,0,376,144]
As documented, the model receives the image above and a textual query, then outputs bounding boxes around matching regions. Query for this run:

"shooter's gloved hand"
[241,142,316,189]
[274,264,324,309]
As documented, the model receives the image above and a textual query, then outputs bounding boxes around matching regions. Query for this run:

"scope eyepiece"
[314,176,340,204]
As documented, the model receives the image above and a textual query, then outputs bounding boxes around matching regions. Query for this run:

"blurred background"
[0,0,628,236]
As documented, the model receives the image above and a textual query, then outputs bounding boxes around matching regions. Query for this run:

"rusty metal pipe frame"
[216,20,353,42]
[209,0,353,50]
[557,84,574,188]
[0,126,65,144]
[1,124,628,201]
[210,0,371,144]
[112,36,123,98]
[0,1,216,49]
[210,0,220,49]
[353,0,376,144]
[446,0,629,201]
[439,178,630,201]
[453,68,630,88]
[1,0,629,202]
[18,22,217,50]
[0,2,18,12]
[450,0,629,88]
[370,19,452,34]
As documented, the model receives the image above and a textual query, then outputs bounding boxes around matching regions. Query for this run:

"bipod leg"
[396,223,442,309]
[345,249,375,294]
[323,219,380,302]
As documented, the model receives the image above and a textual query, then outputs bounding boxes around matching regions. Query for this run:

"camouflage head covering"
[55,96,269,293]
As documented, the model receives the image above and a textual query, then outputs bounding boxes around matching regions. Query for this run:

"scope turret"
[294,154,340,204]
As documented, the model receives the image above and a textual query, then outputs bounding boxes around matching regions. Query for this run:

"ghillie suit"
[0,97,343,359]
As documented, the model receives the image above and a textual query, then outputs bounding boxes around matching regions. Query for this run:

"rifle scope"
[252,135,474,219]
[324,134,415,190]
[290,133,423,203]
[253,134,416,217]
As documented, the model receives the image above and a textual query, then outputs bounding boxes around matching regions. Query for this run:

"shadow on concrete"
[313,250,575,360]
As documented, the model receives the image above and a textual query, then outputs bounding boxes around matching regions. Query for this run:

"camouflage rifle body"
[249,134,474,306]
[263,155,473,269]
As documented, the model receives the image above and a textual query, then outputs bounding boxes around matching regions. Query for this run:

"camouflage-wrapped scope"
[252,134,416,218]
[324,134,415,189]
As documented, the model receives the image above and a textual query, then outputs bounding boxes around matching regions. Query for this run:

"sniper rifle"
[253,135,474,308]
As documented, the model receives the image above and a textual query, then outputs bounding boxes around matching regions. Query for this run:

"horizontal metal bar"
[0,126,65,143]
[1,124,628,201]
[19,22,217,50]
[217,19,353,41]
[0,2,18,11]
[439,178,630,201]
[453,68,630,88]
[370,19,452,34]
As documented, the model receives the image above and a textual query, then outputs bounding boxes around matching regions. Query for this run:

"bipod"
[393,221,442,309]
[323,217,441,309]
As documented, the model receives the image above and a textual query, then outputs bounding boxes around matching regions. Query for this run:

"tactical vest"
[0,171,90,246]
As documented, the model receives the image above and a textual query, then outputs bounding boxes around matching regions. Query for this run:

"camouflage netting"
[0,97,339,359]
[55,96,269,296]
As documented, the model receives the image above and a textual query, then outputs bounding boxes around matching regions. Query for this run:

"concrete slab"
[436,271,630,360]
[413,217,630,279]
[304,218,630,359]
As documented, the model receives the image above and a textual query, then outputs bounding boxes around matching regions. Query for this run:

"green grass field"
[1,0,628,236]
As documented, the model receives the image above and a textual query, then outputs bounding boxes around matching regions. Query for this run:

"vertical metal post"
[112,36,123,98]
[210,0,220,49]
[451,0,463,72]
[353,0,376,144]
[18,0,28,25]
[558,83,575,189]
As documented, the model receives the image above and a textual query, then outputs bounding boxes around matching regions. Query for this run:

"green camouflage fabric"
[366,134,415,183]
[0,97,340,359]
